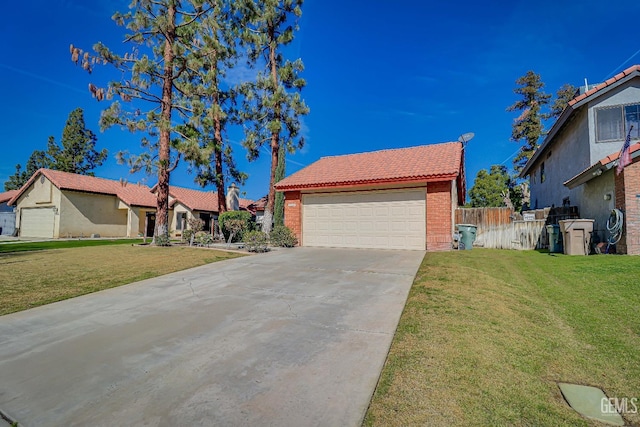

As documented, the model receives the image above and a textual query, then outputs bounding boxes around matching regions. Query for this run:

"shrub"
[243,230,269,252]
[270,225,298,247]
[195,231,213,246]
[182,229,194,243]
[219,211,253,242]
[154,234,171,247]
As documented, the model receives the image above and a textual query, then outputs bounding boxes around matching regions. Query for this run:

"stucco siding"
[587,76,640,161]
[530,108,590,209]
[59,191,127,237]
[14,176,62,235]
[578,170,615,241]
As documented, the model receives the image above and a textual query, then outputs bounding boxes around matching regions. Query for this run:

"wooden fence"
[455,207,550,250]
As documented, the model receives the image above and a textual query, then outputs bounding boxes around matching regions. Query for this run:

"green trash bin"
[546,224,563,253]
[456,224,477,250]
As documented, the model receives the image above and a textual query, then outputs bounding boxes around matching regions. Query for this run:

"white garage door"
[21,208,55,238]
[303,189,426,250]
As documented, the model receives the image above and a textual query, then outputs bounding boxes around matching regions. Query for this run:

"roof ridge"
[318,141,460,160]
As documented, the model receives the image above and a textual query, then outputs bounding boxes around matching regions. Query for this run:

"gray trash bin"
[456,224,477,250]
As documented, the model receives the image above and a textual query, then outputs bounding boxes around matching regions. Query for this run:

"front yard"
[0,245,242,316]
[365,250,640,426]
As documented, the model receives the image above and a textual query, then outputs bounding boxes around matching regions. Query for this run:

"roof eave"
[564,147,640,189]
[275,173,460,192]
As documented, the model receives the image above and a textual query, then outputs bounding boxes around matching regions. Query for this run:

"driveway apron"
[0,247,424,427]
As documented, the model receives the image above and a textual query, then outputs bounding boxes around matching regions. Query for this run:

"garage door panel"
[21,208,55,238]
[302,189,426,250]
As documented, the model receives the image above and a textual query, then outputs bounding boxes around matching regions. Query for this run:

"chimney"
[226,183,240,211]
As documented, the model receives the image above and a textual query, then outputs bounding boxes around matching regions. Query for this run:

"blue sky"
[2,0,640,200]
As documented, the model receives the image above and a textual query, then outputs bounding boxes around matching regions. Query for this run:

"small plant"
[243,230,269,252]
[182,229,194,244]
[194,231,213,247]
[219,211,253,242]
[270,225,298,247]
[153,234,171,247]
[223,218,248,248]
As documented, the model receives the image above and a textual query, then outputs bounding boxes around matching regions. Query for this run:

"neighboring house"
[158,185,220,237]
[0,190,18,236]
[245,196,267,225]
[521,64,640,253]
[274,142,465,251]
[8,169,156,238]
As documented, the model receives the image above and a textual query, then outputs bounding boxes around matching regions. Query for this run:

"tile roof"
[568,65,640,107]
[564,142,640,189]
[167,186,220,212]
[275,142,463,190]
[521,64,640,177]
[7,169,156,208]
[0,190,19,204]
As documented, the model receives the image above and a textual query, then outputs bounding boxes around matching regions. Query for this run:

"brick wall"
[283,191,302,245]
[616,160,640,254]
[426,181,453,251]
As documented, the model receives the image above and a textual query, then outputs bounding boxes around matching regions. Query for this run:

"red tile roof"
[7,169,156,208]
[275,142,463,190]
[568,65,640,107]
[0,190,19,204]
[167,186,220,212]
[564,142,640,189]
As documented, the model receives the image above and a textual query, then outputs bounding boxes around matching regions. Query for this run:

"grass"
[0,245,243,316]
[0,238,144,253]
[364,250,640,427]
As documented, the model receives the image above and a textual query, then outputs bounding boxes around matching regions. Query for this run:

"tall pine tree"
[181,0,246,212]
[71,0,208,244]
[545,83,577,120]
[273,143,285,226]
[238,0,309,234]
[507,71,550,174]
[4,108,105,190]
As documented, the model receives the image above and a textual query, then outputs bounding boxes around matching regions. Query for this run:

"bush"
[154,234,171,247]
[243,230,269,252]
[195,231,213,246]
[270,225,298,247]
[219,211,253,242]
[182,229,194,243]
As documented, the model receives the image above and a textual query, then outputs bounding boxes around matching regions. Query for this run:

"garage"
[20,208,55,238]
[276,142,466,252]
[303,189,426,250]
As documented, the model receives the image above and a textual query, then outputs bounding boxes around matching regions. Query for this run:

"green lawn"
[0,245,242,315]
[365,250,640,426]
[0,238,144,253]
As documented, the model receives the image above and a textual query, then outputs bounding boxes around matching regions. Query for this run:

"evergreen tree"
[238,0,309,234]
[507,71,551,174]
[469,165,523,211]
[273,143,285,226]
[71,1,209,244]
[51,108,107,175]
[545,83,578,120]
[4,109,105,190]
[181,0,246,211]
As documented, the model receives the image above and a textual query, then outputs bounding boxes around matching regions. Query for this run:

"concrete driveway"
[0,247,424,427]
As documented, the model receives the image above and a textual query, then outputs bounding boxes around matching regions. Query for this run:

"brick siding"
[426,181,453,251]
[616,159,640,254]
[283,191,302,245]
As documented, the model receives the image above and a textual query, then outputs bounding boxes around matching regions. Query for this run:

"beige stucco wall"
[58,190,127,237]
[14,175,63,236]
[171,203,191,237]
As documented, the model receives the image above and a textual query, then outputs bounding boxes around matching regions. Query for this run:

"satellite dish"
[458,132,475,144]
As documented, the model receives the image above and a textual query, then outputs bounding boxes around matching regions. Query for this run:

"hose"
[606,208,624,245]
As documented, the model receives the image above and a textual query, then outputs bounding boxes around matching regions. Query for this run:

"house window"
[540,162,546,183]
[596,103,640,142]
[176,212,187,230]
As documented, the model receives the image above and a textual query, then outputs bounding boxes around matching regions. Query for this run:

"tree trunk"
[262,29,280,235]
[155,3,176,245]
[213,85,227,215]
